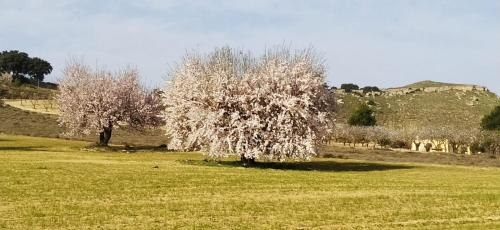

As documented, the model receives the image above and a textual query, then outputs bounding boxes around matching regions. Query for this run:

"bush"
[390,140,409,149]
[340,83,359,93]
[481,106,500,131]
[348,104,376,126]
[362,86,380,93]
[12,78,23,87]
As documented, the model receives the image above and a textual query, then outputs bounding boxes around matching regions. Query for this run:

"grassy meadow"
[1,134,500,229]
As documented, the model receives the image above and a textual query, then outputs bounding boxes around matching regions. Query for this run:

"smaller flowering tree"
[58,61,164,146]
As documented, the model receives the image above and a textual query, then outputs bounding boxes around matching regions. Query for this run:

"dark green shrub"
[13,78,23,87]
[481,106,500,131]
[340,83,359,93]
[348,104,376,126]
[362,86,380,93]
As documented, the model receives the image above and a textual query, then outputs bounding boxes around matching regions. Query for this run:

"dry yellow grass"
[2,99,58,115]
[1,134,500,229]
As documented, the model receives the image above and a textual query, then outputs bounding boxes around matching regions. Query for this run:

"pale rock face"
[366,91,382,96]
[340,84,490,97]
[162,47,335,161]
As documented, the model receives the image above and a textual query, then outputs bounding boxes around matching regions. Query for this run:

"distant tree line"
[340,83,359,92]
[0,50,53,85]
[339,83,380,93]
[332,125,500,155]
[331,104,500,155]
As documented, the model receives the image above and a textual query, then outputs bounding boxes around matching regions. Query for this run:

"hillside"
[0,104,167,146]
[336,81,500,129]
[0,81,57,99]
[3,99,58,114]
[402,80,468,88]
[0,81,168,146]
[2,80,499,144]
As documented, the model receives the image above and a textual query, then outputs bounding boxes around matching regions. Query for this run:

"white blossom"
[163,47,335,161]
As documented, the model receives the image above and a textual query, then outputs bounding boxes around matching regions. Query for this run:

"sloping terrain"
[0,81,167,146]
[3,99,58,114]
[402,80,469,88]
[336,81,500,128]
[0,104,167,146]
[0,103,62,138]
[0,83,56,99]
[2,80,498,146]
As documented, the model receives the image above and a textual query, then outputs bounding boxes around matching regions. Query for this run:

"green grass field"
[1,134,500,229]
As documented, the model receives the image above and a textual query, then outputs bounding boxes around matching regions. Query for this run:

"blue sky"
[1,0,499,93]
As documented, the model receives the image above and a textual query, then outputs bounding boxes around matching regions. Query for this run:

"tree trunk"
[413,142,421,151]
[240,155,255,164]
[99,125,113,146]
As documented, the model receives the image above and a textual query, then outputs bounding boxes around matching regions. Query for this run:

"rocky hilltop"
[335,81,500,129]
[336,80,490,97]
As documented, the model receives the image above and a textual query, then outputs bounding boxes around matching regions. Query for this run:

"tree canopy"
[57,60,164,146]
[27,57,53,82]
[0,50,52,83]
[348,104,376,126]
[362,86,381,93]
[163,47,335,162]
[340,83,359,92]
[481,106,500,131]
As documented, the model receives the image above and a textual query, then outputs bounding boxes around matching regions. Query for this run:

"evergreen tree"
[348,104,376,126]
[481,106,500,131]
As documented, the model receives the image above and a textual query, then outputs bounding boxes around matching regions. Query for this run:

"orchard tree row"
[332,125,500,155]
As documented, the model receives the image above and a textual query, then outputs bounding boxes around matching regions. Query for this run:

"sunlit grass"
[1,134,500,229]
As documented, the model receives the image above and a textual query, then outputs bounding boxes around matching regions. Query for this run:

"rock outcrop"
[336,84,490,97]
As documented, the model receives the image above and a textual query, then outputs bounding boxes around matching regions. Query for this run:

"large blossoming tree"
[58,61,164,146]
[163,47,335,162]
